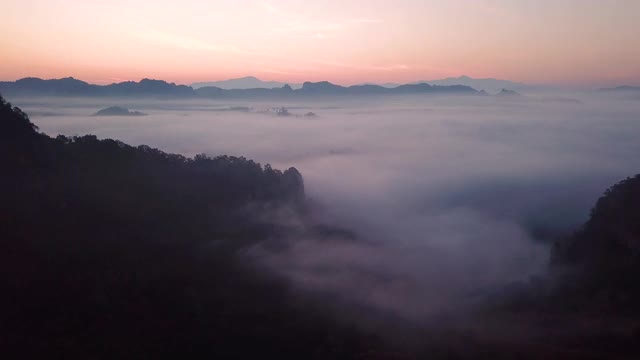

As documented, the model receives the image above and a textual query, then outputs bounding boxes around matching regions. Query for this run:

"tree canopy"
[0,94,377,359]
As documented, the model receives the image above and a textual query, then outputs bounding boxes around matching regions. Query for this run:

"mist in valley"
[10,92,640,325]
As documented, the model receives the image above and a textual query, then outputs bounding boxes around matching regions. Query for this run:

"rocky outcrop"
[282,167,305,203]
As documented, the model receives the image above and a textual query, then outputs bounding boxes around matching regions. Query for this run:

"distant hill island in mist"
[93,106,147,117]
[599,85,640,92]
[495,88,523,97]
[1,77,489,98]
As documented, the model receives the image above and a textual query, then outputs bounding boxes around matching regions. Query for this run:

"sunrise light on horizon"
[2,0,639,87]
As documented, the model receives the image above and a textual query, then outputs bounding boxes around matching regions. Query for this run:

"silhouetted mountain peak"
[301,81,345,92]
[16,76,87,85]
[140,78,169,85]
[104,79,195,97]
[282,167,305,202]
[303,81,336,87]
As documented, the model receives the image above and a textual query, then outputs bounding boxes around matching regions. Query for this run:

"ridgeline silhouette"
[0,77,195,97]
[0,77,480,98]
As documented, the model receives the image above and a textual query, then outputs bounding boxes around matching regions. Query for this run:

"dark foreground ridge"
[2,93,640,358]
[0,94,378,359]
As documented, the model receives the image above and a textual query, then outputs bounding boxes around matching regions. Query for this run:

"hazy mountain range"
[361,75,527,93]
[7,75,632,99]
[2,76,637,99]
[1,77,490,98]
[0,77,195,97]
[192,76,303,90]
[192,75,526,93]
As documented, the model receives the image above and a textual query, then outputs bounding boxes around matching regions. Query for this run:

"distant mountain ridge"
[192,76,303,90]
[0,77,194,97]
[195,75,526,93]
[0,77,484,98]
[194,81,479,97]
[9,76,637,98]
[361,75,526,93]
[423,75,526,93]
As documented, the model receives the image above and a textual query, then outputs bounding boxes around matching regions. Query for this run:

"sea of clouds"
[12,92,640,319]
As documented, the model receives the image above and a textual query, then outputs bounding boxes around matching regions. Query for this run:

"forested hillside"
[0,95,377,359]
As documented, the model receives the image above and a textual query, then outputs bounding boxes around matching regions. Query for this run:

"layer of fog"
[12,92,640,319]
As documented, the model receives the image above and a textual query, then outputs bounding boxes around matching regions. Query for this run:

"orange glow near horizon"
[1,0,639,87]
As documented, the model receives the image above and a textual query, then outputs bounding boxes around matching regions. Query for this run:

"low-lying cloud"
[12,92,640,319]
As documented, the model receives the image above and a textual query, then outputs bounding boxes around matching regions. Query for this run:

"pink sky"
[1,0,639,86]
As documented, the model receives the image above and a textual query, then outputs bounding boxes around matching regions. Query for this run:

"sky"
[1,0,639,86]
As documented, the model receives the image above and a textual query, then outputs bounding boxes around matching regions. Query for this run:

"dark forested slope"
[480,174,640,358]
[549,174,640,312]
[0,95,376,359]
